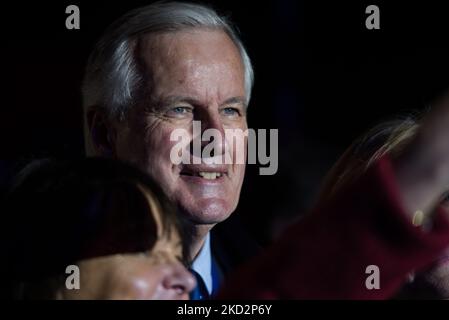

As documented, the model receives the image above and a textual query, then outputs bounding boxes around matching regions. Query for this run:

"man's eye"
[173,107,189,114]
[167,106,192,117]
[221,107,240,116]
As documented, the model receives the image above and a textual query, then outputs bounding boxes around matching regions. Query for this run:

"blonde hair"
[317,117,420,203]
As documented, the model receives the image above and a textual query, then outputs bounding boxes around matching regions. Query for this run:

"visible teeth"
[198,172,222,179]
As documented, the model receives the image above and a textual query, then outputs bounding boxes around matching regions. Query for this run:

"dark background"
[3,0,449,244]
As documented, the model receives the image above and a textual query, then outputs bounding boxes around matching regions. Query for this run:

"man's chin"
[178,198,235,226]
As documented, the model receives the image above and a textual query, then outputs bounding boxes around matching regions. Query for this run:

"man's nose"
[199,111,227,158]
[163,263,197,298]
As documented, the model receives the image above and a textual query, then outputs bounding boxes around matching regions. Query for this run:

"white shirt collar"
[191,232,212,294]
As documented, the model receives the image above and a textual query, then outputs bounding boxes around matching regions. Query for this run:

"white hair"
[82,1,254,123]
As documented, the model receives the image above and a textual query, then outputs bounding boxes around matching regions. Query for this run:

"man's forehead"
[138,29,241,65]
[136,29,246,105]
[140,28,231,44]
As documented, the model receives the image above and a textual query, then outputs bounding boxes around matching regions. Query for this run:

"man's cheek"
[144,131,173,160]
[234,165,245,179]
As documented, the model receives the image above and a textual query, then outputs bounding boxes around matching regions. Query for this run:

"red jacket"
[218,156,449,299]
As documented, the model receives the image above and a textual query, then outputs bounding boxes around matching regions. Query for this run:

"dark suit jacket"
[210,214,261,288]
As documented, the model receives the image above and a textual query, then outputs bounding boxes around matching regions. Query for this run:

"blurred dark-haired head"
[4,158,195,299]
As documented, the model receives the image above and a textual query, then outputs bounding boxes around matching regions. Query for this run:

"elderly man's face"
[114,29,247,226]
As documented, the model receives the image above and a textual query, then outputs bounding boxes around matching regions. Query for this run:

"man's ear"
[86,106,117,157]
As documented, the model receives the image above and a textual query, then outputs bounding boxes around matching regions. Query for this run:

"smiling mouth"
[180,171,223,180]
[180,165,227,181]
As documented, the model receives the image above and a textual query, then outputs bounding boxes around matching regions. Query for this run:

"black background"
[3,0,449,244]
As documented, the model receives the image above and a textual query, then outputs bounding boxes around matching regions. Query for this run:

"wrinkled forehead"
[137,29,245,89]
[139,28,241,63]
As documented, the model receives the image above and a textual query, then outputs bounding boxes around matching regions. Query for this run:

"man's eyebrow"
[221,96,247,108]
[154,95,248,108]
[148,96,197,110]
[146,96,195,112]
[163,96,199,105]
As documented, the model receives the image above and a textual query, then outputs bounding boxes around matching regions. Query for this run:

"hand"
[394,91,449,220]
